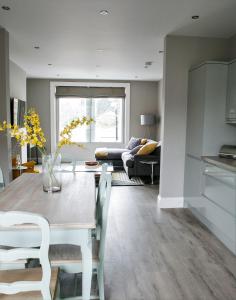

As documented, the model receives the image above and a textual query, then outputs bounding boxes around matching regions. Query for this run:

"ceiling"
[0,0,236,81]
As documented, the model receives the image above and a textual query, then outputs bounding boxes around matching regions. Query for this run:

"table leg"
[81,229,92,300]
[151,163,154,185]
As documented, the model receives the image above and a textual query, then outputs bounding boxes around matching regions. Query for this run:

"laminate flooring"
[104,185,236,300]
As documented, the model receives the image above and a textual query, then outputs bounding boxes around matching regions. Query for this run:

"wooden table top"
[0,173,96,229]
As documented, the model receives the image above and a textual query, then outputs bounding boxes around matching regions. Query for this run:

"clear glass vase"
[42,153,62,193]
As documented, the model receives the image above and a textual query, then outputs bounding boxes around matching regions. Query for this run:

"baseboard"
[157,195,184,208]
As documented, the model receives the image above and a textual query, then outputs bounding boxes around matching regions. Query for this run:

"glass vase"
[42,153,62,193]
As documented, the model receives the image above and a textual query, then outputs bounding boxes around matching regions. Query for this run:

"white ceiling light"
[96,49,105,52]
[99,10,109,16]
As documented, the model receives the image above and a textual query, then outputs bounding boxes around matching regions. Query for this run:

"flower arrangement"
[0,108,93,155]
[0,108,94,192]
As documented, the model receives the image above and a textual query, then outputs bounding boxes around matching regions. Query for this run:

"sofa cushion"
[127,137,141,150]
[141,138,148,145]
[95,148,128,160]
[122,152,134,168]
[95,148,109,159]
[137,142,158,155]
[129,145,142,155]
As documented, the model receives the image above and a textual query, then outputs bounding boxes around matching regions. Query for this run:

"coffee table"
[73,161,113,173]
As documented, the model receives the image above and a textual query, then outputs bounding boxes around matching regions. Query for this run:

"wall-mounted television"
[10,98,26,128]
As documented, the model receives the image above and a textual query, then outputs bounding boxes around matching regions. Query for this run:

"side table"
[139,161,158,184]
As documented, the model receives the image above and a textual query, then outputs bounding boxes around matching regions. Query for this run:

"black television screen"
[10,98,26,128]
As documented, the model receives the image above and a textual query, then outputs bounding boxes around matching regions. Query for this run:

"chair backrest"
[97,172,112,263]
[0,166,5,191]
[0,211,52,299]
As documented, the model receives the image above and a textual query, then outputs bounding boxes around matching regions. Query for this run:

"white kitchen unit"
[184,61,236,254]
[201,160,235,254]
[226,59,236,123]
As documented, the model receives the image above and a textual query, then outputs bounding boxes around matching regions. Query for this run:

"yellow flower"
[58,116,94,149]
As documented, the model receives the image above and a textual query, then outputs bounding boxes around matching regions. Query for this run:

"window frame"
[50,81,130,152]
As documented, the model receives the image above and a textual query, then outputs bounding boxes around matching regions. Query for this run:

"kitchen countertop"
[202,156,236,173]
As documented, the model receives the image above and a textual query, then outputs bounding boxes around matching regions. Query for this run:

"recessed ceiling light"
[96,49,105,52]
[192,15,199,20]
[34,46,40,50]
[96,65,101,68]
[1,6,10,11]
[99,10,109,16]
[158,50,164,54]
[48,63,52,66]
[145,61,153,66]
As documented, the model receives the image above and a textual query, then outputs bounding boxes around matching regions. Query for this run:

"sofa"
[95,138,161,178]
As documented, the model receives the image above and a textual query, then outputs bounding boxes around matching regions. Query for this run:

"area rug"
[112,171,144,186]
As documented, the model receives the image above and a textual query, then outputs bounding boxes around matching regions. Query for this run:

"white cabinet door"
[226,61,236,122]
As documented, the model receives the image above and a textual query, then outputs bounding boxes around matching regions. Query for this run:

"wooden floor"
[104,185,236,300]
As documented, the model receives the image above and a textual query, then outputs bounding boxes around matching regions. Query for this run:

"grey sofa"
[95,139,161,178]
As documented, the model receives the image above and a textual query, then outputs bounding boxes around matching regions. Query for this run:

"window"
[58,97,124,143]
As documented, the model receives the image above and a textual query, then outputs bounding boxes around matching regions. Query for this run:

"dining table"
[0,172,96,300]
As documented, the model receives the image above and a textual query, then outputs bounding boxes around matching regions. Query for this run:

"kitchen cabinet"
[184,61,236,254]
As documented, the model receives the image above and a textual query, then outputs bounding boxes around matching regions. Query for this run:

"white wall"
[159,35,230,206]
[27,79,161,160]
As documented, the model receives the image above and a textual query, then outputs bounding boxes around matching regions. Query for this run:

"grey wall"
[10,60,27,101]
[229,34,236,59]
[130,81,160,140]
[160,35,230,200]
[27,79,51,152]
[9,60,27,162]
[157,80,163,140]
[0,28,11,184]
[27,79,161,155]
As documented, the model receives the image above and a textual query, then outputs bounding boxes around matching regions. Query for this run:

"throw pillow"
[136,142,158,155]
[141,138,147,145]
[130,145,142,155]
[127,137,141,150]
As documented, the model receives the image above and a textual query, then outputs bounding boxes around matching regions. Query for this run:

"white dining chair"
[0,211,59,300]
[0,166,5,192]
[96,163,108,240]
[49,172,112,300]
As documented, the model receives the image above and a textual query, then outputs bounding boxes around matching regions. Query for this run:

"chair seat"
[49,240,99,264]
[0,267,59,299]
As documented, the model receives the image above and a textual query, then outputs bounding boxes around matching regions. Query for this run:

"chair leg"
[42,287,51,300]
[98,266,105,300]
[55,279,61,300]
